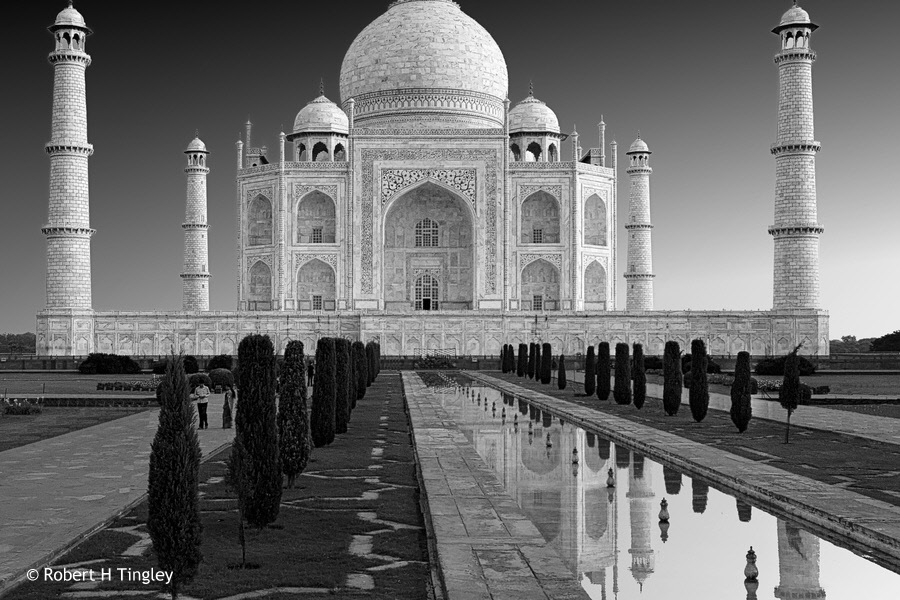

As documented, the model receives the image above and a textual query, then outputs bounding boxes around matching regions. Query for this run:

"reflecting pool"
[423,375,900,599]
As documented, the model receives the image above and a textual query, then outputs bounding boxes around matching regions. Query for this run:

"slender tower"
[770,3,823,309]
[181,134,211,311]
[625,135,654,310]
[43,2,94,310]
[627,453,655,591]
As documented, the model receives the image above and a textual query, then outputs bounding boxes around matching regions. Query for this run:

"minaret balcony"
[774,49,816,64]
[624,223,654,231]
[768,224,825,236]
[48,51,91,66]
[771,141,820,156]
[182,223,210,230]
[41,225,95,238]
[45,143,93,156]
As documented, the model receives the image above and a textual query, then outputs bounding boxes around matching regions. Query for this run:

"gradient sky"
[1,0,897,339]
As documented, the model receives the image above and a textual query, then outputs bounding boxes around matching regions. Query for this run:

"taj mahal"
[36,0,829,357]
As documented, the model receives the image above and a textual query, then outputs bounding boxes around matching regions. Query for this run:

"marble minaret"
[181,134,211,310]
[625,135,654,310]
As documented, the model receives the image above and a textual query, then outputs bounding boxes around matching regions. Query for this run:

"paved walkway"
[470,373,900,569]
[0,395,234,593]
[563,370,900,446]
[404,372,589,600]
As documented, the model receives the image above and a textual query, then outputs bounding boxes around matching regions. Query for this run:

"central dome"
[340,0,508,129]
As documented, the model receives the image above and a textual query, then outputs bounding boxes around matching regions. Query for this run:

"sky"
[1,0,897,339]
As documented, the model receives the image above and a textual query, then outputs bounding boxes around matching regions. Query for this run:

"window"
[533,295,543,311]
[311,227,323,244]
[533,229,543,244]
[415,275,439,311]
[312,295,323,311]
[415,218,439,247]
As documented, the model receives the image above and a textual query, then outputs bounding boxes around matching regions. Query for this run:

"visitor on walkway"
[223,386,234,428]
[192,382,210,429]
[307,361,315,387]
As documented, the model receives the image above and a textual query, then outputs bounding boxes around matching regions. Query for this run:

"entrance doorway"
[416,275,439,311]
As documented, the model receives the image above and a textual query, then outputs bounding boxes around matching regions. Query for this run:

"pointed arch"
[521,259,560,311]
[525,141,542,162]
[248,195,273,246]
[297,142,307,161]
[296,258,336,311]
[584,193,608,246]
[510,143,521,162]
[334,143,346,161]
[248,260,272,305]
[296,191,336,244]
[312,142,329,162]
[548,143,558,162]
[521,190,560,244]
[584,260,607,308]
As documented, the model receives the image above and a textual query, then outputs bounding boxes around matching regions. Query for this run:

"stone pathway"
[0,396,234,594]
[471,372,900,570]
[404,372,590,600]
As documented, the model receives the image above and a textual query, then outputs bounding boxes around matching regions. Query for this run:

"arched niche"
[584,261,607,309]
[584,194,608,246]
[296,191,336,244]
[296,259,336,310]
[383,181,474,311]
[521,259,560,311]
[248,195,273,246]
[548,143,558,162]
[248,260,272,307]
[510,143,521,162]
[521,191,560,244]
[334,143,346,161]
[312,142,329,162]
[525,141,542,162]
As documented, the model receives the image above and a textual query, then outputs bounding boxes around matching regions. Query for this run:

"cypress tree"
[365,342,375,386]
[583,345,596,396]
[730,351,753,433]
[148,354,202,599]
[500,345,507,372]
[353,341,368,402]
[230,335,282,564]
[613,343,631,405]
[509,345,516,373]
[375,342,381,377]
[534,343,542,382]
[527,343,536,379]
[278,341,312,488]
[334,339,351,435]
[663,341,682,416]
[517,343,527,377]
[311,337,336,447]
[597,342,611,401]
[541,343,552,384]
[689,339,710,422]
[558,354,567,390]
[633,343,646,410]
[779,344,803,443]
[348,341,357,413]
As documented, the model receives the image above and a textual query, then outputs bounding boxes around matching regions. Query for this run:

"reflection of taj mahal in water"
[453,385,826,598]
[36,1,828,356]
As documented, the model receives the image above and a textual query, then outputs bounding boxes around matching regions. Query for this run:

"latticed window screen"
[415,218,439,247]
[311,227,323,244]
[312,295,323,310]
[533,295,543,311]
[533,229,543,244]
[415,275,439,310]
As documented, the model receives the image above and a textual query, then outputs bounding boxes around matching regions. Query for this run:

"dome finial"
[68,0,74,7]
[319,78,325,96]
[194,128,199,138]
[529,80,534,97]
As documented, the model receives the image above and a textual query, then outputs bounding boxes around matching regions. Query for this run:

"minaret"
[181,133,211,311]
[770,3,823,309]
[625,134,655,311]
[43,2,94,310]
[774,520,825,599]
[627,453,654,591]
[598,117,607,167]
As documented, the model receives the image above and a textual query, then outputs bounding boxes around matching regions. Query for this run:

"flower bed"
[2,398,43,415]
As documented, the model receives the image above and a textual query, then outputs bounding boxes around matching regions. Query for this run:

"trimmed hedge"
[279,341,312,488]
[540,343,552,384]
[688,339,709,423]
[312,338,337,447]
[613,343,631,405]
[663,341,682,416]
[632,343,646,410]
[730,351,753,433]
[755,354,817,376]
[558,355,567,390]
[206,354,233,372]
[583,346,596,396]
[334,339,352,435]
[79,353,141,375]
[517,343,527,377]
[597,342,611,401]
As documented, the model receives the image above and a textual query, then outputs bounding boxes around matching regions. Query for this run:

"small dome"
[54,2,88,29]
[292,95,349,135]
[509,93,560,134]
[185,136,207,153]
[628,136,650,154]
[780,5,811,27]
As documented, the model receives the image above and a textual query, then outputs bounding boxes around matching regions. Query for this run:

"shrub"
[311,338,337,447]
[613,343,631,405]
[188,373,212,390]
[517,343,527,377]
[540,343,552,384]
[583,346,596,396]
[780,344,803,443]
[597,342,611,401]
[681,353,721,374]
[558,355,567,390]
[278,341,312,488]
[644,355,663,370]
[181,355,199,374]
[527,343,536,379]
[334,339,352,435]
[353,341,368,402]
[2,399,43,415]
[148,355,202,596]
[663,341,682,416]
[754,354,817,376]
[206,354,233,372]
[633,343,646,410]
[730,351,753,433]
[230,335,282,533]
[689,340,709,422]
[209,368,235,391]
[152,360,168,375]
[78,353,141,375]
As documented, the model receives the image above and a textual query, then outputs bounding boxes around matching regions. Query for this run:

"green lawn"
[0,373,159,396]
[0,406,148,452]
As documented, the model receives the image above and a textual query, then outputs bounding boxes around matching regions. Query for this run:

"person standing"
[194,382,210,429]
[222,386,234,428]
[307,361,315,387]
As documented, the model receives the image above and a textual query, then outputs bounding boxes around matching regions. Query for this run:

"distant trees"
[871,330,900,352]
[583,346,596,397]
[597,342,611,401]
[689,339,709,423]
[662,341,682,416]
[829,335,874,354]
[311,338,336,447]
[0,332,36,354]
[540,343,552,384]
[613,343,631,405]
[558,355,567,390]
[730,351,753,433]
[632,343,646,410]
[148,354,202,599]
[278,341,312,488]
